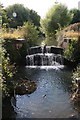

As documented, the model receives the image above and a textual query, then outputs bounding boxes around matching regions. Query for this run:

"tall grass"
[3,27,25,39]
[65,31,79,39]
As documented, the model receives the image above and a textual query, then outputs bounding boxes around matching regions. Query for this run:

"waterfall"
[46,46,51,53]
[26,55,34,66]
[26,46,64,66]
[41,46,51,54]
[26,54,63,66]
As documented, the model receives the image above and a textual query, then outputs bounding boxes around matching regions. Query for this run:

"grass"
[3,28,25,39]
[65,31,79,39]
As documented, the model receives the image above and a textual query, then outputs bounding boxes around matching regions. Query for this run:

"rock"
[42,94,46,98]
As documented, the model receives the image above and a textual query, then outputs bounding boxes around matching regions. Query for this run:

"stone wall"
[27,46,63,55]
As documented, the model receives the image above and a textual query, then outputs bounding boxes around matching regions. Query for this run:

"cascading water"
[26,46,64,68]
[46,46,51,53]
[41,46,51,54]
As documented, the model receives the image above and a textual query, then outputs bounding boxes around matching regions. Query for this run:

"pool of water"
[11,66,80,118]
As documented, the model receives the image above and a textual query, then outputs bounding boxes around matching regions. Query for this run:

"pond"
[9,66,80,118]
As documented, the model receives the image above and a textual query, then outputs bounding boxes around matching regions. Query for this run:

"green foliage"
[72,65,80,89]
[4,4,29,28]
[64,39,76,61]
[64,37,80,62]
[41,4,71,37]
[2,21,41,65]
[72,65,80,81]
[29,9,40,27]
[70,8,80,24]
[2,9,9,27]
[2,4,41,28]
[44,36,57,46]
[2,48,16,97]
[3,39,27,65]
[23,22,39,46]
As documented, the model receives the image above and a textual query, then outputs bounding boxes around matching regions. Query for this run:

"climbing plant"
[2,48,16,98]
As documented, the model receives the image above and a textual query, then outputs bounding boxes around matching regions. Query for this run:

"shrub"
[64,37,80,63]
[72,65,80,90]
[72,65,80,81]
[22,22,39,46]
[2,48,16,98]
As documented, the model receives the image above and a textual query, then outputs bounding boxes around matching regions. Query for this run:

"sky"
[1,0,80,18]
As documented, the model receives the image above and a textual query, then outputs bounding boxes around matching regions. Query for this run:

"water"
[26,53,63,66]
[3,46,80,119]
[11,66,80,118]
[26,46,63,66]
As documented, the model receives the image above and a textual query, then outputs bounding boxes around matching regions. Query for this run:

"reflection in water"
[12,67,80,118]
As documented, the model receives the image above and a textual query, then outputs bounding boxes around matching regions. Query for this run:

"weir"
[26,46,63,66]
[10,47,80,118]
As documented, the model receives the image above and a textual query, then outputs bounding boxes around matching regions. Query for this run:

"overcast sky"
[1,0,80,18]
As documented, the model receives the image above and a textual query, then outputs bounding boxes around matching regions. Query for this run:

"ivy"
[2,48,16,98]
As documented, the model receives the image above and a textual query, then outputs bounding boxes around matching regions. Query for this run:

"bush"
[2,48,16,98]
[3,21,41,65]
[72,65,80,81]
[72,64,80,92]
[64,36,80,63]
[3,27,25,39]
[3,38,27,65]
[3,22,40,47]
[22,22,39,46]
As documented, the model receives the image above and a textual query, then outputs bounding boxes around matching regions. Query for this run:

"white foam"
[26,65,64,70]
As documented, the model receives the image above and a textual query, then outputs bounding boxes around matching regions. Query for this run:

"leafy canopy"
[70,8,80,24]
[23,22,39,46]
[3,4,40,28]
[41,4,72,37]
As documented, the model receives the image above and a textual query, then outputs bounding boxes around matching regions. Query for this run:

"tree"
[41,4,71,38]
[70,8,80,24]
[29,9,41,37]
[2,9,9,27]
[29,9,40,27]
[0,2,3,8]
[2,4,41,28]
[4,4,30,28]
[23,22,39,46]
